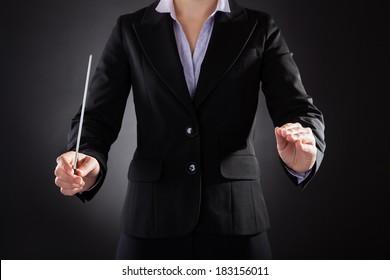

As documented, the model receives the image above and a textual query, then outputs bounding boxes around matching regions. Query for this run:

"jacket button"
[185,126,197,137]
[186,162,197,174]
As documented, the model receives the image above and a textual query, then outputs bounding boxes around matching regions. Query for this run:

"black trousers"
[115,231,272,260]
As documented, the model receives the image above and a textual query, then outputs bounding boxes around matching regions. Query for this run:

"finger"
[276,125,303,136]
[54,165,79,183]
[55,177,84,190]
[275,127,288,150]
[287,131,315,144]
[278,125,303,139]
[282,126,306,136]
[281,126,313,139]
[287,127,315,143]
[60,187,82,196]
[279,122,302,131]
[56,152,75,175]
[288,126,312,135]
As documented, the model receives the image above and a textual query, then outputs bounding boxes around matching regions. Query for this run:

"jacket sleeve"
[67,16,132,201]
[260,14,326,189]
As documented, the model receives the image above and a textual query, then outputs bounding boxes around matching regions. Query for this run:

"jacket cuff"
[73,149,108,202]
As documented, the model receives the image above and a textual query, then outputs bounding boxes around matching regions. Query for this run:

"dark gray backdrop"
[1,0,389,259]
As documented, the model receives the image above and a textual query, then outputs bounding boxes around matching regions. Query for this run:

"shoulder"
[244,8,276,27]
[117,6,149,25]
[243,8,280,37]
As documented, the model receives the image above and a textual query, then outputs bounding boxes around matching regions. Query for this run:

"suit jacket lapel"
[132,3,195,115]
[193,4,258,108]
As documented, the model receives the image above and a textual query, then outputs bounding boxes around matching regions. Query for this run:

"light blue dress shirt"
[156,0,230,97]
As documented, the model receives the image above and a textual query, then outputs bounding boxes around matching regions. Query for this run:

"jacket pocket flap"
[220,155,259,180]
[128,158,163,182]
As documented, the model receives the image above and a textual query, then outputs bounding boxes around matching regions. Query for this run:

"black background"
[1,0,389,259]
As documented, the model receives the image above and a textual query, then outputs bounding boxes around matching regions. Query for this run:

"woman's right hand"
[54,151,100,196]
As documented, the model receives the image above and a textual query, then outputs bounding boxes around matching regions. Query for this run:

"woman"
[54,0,325,259]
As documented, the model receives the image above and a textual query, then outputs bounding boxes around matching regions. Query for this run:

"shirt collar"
[156,0,231,21]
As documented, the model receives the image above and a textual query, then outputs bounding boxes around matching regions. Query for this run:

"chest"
[177,17,208,54]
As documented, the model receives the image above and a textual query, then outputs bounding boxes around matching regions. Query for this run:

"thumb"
[275,127,287,151]
[296,139,316,155]
[76,156,99,178]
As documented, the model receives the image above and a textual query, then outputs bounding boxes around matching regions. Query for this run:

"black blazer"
[68,0,325,238]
